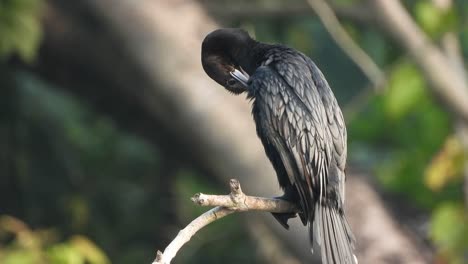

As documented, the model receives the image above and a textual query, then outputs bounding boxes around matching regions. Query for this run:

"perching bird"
[201,28,356,264]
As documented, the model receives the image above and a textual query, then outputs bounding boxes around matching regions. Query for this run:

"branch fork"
[191,179,249,210]
[152,179,298,264]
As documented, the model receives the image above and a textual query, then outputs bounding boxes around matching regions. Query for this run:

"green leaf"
[69,236,110,264]
[384,61,426,120]
[414,1,458,38]
[424,136,464,191]
[0,0,43,62]
[2,250,40,264]
[47,244,84,264]
[430,203,468,263]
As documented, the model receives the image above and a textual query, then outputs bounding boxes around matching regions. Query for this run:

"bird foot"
[271,211,297,229]
[271,194,298,229]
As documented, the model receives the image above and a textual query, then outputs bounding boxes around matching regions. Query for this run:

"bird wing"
[250,55,356,264]
[274,51,348,204]
[301,54,348,203]
[250,63,330,221]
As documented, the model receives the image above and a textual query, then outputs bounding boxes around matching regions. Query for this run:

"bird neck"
[235,41,269,76]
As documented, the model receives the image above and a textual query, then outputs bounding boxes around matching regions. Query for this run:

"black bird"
[201,28,356,264]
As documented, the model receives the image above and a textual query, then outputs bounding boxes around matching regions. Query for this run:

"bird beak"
[230,68,250,87]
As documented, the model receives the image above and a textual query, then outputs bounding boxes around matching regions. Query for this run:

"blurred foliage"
[0,215,109,264]
[0,70,164,263]
[384,61,426,120]
[347,58,468,263]
[349,60,455,207]
[346,3,468,263]
[425,136,465,192]
[0,0,42,62]
[0,69,261,263]
[413,0,458,38]
[430,203,468,264]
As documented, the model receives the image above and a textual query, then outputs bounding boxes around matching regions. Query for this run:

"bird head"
[201,28,253,94]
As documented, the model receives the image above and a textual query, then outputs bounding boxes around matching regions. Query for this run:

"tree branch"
[306,0,385,90]
[152,179,298,264]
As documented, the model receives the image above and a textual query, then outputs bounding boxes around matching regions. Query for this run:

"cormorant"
[201,28,356,264]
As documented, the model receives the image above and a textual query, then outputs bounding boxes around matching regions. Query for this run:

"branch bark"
[153,179,297,264]
[306,0,385,89]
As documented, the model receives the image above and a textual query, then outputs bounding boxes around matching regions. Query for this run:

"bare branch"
[152,179,298,264]
[306,0,386,90]
[440,33,467,79]
[432,0,467,80]
[153,207,233,264]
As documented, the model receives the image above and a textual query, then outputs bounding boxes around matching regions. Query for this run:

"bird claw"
[271,193,298,229]
[271,212,297,229]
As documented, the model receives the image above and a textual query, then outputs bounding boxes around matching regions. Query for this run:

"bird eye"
[227,79,237,86]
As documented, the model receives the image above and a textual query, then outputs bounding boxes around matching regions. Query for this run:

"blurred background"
[1,0,467,263]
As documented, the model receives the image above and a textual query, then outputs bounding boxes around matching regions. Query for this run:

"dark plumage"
[201,28,356,264]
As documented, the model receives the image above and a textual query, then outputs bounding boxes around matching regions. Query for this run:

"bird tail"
[312,203,357,264]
